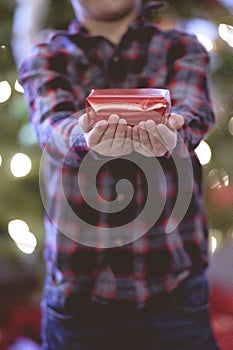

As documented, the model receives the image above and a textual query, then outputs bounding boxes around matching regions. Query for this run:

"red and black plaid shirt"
[19,2,215,306]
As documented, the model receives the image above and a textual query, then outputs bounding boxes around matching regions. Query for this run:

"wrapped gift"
[86,88,171,126]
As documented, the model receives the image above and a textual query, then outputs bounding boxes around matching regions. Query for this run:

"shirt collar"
[68,1,167,36]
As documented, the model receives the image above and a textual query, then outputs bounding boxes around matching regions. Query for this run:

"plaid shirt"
[19,2,215,307]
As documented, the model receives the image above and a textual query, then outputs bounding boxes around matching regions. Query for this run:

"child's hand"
[132,114,184,157]
[79,113,133,157]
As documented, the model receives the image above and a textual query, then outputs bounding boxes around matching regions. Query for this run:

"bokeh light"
[195,140,212,165]
[207,168,229,189]
[14,79,24,93]
[218,23,233,47]
[209,228,223,253]
[0,80,12,103]
[196,34,214,52]
[8,219,37,254]
[228,117,233,135]
[211,236,217,253]
[184,18,217,52]
[10,153,32,178]
[15,232,37,254]
[8,219,29,240]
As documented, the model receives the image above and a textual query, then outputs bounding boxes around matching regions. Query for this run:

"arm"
[132,33,214,157]
[19,43,90,168]
[20,43,133,164]
[166,32,215,152]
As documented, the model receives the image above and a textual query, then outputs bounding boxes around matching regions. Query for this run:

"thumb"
[78,113,91,133]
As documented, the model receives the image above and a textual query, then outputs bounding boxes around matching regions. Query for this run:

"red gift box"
[86,88,171,126]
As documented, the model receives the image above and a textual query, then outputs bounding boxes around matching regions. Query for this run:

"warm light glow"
[209,229,223,253]
[0,81,12,103]
[195,141,212,165]
[0,154,2,167]
[196,34,214,52]
[10,153,32,177]
[218,23,233,47]
[8,219,37,254]
[14,79,24,93]
[207,168,229,188]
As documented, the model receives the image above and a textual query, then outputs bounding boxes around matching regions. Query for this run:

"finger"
[123,125,133,154]
[138,121,152,148]
[125,125,132,140]
[144,119,163,144]
[114,118,127,138]
[108,114,120,125]
[100,114,120,146]
[157,123,177,150]
[143,121,167,156]
[132,125,141,152]
[168,113,184,130]
[87,120,108,148]
[133,123,151,155]
[112,118,127,149]
[79,113,91,133]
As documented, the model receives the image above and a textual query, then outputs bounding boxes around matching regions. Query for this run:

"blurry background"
[0,0,232,349]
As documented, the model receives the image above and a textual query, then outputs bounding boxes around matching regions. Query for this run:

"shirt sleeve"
[165,32,215,156]
[19,42,93,168]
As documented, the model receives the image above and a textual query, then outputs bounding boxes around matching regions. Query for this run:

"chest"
[68,34,169,109]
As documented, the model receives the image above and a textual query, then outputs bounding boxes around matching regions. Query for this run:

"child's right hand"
[79,113,133,157]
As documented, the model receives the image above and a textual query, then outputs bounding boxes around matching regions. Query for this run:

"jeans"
[41,270,221,350]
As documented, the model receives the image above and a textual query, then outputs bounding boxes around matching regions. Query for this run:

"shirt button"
[112,55,120,63]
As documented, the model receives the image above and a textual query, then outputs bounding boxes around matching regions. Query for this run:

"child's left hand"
[132,113,184,157]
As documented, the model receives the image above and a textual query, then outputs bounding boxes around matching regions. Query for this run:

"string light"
[195,141,212,165]
[10,153,32,178]
[0,154,2,167]
[0,80,12,103]
[8,219,37,254]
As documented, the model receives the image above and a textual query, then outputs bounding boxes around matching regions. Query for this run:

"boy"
[19,1,220,349]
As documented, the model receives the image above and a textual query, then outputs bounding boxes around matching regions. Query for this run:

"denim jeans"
[41,270,220,350]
